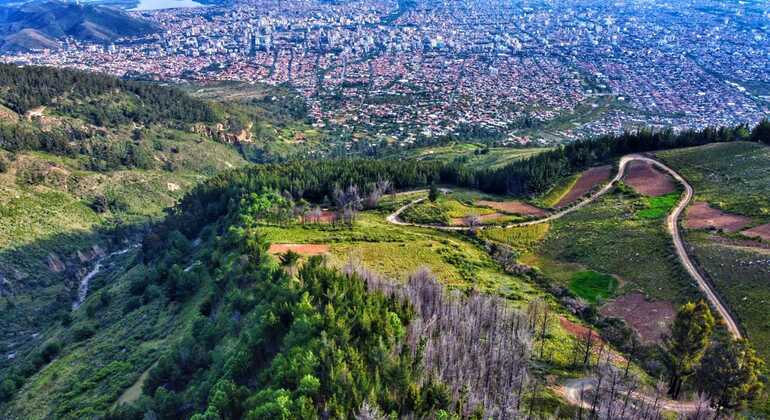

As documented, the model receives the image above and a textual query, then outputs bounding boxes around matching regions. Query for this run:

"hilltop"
[0,0,158,52]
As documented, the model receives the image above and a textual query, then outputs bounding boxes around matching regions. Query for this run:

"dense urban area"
[3,0,769,145]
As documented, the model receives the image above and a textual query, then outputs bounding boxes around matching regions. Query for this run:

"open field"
[554,166,612,208]
[397,143,546,169]
[623,161,677,196]
[687,233,770,361]
[600,292,675,344]
[657,142,770,220]
[684,202,750,232]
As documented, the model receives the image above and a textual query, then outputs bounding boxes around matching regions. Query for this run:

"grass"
[686,233,770,362]
[657,142,770,221]
[481,224,551,253]
[398,143,547,169]
[537,174,580,208]
[534,191,697,302]
[636,192,680,219]
[568,270,618,303]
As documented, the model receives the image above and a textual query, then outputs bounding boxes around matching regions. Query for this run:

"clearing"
[741,223,770,242]
[684,202,750,232]
[268,243,330,256]
[554,165,612,208]
[623,161,676,196]
[600,292,675,344]
[476,200,547,217]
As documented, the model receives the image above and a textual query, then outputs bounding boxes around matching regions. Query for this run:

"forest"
[0,64,217,126]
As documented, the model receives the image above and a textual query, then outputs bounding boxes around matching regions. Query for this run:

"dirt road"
[386,155,743,339]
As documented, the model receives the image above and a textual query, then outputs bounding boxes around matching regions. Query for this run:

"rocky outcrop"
[192,122,253,145]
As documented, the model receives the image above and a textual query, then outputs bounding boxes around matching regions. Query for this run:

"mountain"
[0,0,158,51]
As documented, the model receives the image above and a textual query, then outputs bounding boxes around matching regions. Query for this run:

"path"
[559,377,705,415]
[386,154,743,339]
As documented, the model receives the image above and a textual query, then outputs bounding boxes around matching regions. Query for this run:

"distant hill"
[0,0,158,51]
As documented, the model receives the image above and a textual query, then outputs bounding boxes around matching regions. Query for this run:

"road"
[559,377,705,415]
[386,154,743,339]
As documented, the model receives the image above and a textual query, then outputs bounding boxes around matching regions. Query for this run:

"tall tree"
[663,300,715,399]
[696,339,764,416]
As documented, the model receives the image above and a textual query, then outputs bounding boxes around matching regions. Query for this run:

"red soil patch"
[685,202,750,233]
[476,200,547,217]
[559,317,600,342]
[450,212,506,226]
[600,293,676,344]
[741,223,770,242]
[559,317,626,364]
[555,165,612,208]
[623,161,676,196]
[268,244,330,256]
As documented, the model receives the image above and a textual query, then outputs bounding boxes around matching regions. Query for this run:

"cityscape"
[3,0,769,145]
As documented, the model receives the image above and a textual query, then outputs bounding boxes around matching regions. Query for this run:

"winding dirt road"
[386,154,742,339]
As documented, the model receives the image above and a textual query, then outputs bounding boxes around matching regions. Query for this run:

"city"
[3,0,768,146]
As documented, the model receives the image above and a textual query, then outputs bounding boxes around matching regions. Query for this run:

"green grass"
[537,174,580,208]
[569,270,618,303]
[534,191,697,302]
[636,192,680,219]
[398,143,547,169]
[481,224,551,252]
[686,234,770,362]
[657,142,770,221]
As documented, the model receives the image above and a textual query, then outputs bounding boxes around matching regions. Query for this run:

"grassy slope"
[657,142,770,361]
[397,142,547,169]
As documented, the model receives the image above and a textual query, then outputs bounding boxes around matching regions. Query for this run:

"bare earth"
[476,200,547,216]
[741,223,770,242]
[623,161,677,196]
[685,202,750,232]
[600,292,676,344]
[268,244,330,256]
[555,165,612,208]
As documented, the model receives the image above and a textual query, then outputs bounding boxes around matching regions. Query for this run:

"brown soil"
[555,165,612,208]
[685,202,750,232]
[559,317,626,363]
[741,223,770,242]
[623,161,676,196]
[450,212,506,226]
[476,200,547,217]
[268,244,330,256]
[600,292,676,344]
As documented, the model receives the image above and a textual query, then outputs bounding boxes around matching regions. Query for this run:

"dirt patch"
[556,165,612,208]
[268,244,330,256]
[559,317,626,364]
[476,200,547,217]
[450,212,507,226]
[685,202,750,233]
[623,161,676,196]
[600,292,676,344]
[741,223,770,242]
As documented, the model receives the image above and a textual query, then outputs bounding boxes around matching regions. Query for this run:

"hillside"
[0,0,158,51]
[2,120,769,418]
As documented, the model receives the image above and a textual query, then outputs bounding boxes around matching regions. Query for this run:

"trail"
[558,377,706,414]
[386,154,743,339]
[72,244,140,310]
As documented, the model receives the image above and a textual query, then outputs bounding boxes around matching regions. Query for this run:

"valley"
[1,64,770,418]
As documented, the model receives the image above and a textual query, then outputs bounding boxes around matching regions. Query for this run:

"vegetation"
[568,271,618,304]
[635,192,680,219]
[663,301,715,400]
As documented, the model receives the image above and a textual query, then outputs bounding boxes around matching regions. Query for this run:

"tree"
[663,301,715,399]
[751,118,770,144]
[428,183,439,202]
[696,339,764,415]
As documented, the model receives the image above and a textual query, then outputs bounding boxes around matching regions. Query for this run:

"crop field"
[536,174,580,208]
[636,192,680,219]
[657,142,770,221]
[481,224,551,253]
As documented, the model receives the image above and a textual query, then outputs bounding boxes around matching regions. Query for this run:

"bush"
[72,324,97,341]
[123,297,142,314]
